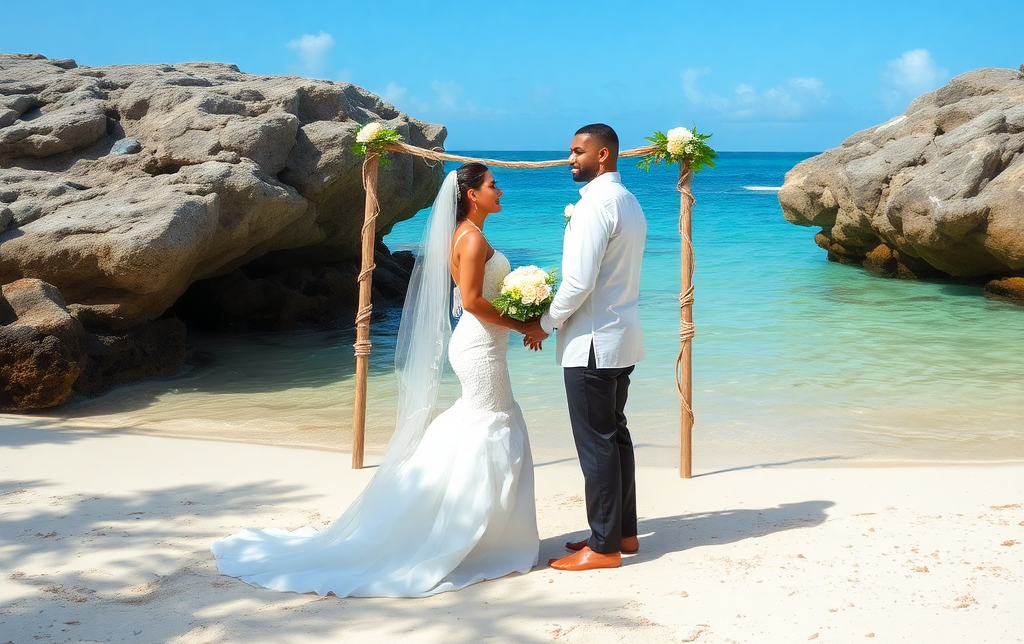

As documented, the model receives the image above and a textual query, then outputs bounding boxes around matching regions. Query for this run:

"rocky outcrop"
[0,53,445,328]
[0,279,86,409]
[983,276,1024,303]
[779,66,1024,301]
[0,278,186,410]
[0,54,447,408]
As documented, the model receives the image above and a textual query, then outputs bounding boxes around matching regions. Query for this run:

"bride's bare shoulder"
[452,225,492,259]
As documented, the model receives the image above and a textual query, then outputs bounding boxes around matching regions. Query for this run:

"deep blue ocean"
[33,152,1024,471]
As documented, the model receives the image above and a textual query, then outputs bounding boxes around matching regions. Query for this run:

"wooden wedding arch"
[352,141,697,478]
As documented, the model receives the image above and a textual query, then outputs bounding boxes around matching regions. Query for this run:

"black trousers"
[563,346,637,554]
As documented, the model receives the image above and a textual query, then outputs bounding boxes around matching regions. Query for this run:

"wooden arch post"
[677,161,696,479]
[351,151,380,469]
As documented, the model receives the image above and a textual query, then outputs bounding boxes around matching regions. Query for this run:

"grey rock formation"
[0,53,446,329]
[0,53,447,408]
[779,67,1024,300]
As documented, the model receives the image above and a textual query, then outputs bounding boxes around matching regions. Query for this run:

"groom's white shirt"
[540,172,646,368]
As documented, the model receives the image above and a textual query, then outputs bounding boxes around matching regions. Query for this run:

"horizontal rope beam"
[383,141,657,169]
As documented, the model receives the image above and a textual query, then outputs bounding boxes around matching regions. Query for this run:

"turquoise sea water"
[16,152,1024,470]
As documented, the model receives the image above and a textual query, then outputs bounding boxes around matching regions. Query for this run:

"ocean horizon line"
[447,149,823,155]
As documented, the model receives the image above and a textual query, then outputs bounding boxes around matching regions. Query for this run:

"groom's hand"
[523,320,549,351]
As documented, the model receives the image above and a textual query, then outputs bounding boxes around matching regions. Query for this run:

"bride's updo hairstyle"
[455,162,490,221]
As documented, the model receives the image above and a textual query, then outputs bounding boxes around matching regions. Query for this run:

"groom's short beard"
[572,166,597,183]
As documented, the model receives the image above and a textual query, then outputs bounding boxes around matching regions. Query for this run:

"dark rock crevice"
[171,238,415,332]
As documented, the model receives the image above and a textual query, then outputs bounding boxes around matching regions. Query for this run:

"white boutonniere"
[564,203,575,226]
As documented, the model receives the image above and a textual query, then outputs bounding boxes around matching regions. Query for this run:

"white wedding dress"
[211,249,539,597]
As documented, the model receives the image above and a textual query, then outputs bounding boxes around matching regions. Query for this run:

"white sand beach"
[1,422,1021,644]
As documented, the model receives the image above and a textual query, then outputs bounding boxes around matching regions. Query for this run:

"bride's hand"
[521,319,548,351]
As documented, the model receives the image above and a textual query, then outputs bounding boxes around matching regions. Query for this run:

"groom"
[525,123,646,571]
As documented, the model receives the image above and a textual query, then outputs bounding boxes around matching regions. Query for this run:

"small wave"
[743,185,782,192]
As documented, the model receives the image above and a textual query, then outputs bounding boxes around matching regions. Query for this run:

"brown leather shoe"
[549,547,622,571]
[564,535,639,554]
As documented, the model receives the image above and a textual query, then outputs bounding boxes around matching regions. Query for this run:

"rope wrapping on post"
[675,286,696,423]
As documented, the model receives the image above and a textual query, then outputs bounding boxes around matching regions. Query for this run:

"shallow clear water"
[9,152,1022,470]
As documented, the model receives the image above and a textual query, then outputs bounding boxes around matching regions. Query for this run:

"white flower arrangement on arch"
[638,125,717,173]
[351,122,402,167]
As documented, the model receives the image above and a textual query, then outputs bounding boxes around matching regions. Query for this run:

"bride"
[211,163,541,597]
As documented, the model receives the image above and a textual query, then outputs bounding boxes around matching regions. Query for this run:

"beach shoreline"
[1,423,1021,643]
[5,413,1024,472]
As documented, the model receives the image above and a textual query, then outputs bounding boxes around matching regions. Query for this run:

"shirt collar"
[579,171,621,198]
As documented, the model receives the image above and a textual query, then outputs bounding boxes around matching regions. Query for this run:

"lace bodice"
[448,250,514,413]
[452,251,511,316]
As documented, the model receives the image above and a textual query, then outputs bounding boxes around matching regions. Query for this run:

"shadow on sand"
[0,456,836,644]
[546,499,835,568]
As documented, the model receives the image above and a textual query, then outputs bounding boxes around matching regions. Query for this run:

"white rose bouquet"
[492,265,557,322]
[351,121,402,167]
[638,125,717,173]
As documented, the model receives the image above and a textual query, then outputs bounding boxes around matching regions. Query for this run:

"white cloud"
[430,80,463,111]
[382,82,408,103]
[391,80,480,115]
[369,79,499,119]
[680,68,837,121]
[681,67,729,111]
[381,82,408,105]
[885,49,946,90]
[879,49,948,108]
[286,31,335,78]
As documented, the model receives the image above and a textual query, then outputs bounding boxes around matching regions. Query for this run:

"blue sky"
[2,0,1021,151]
